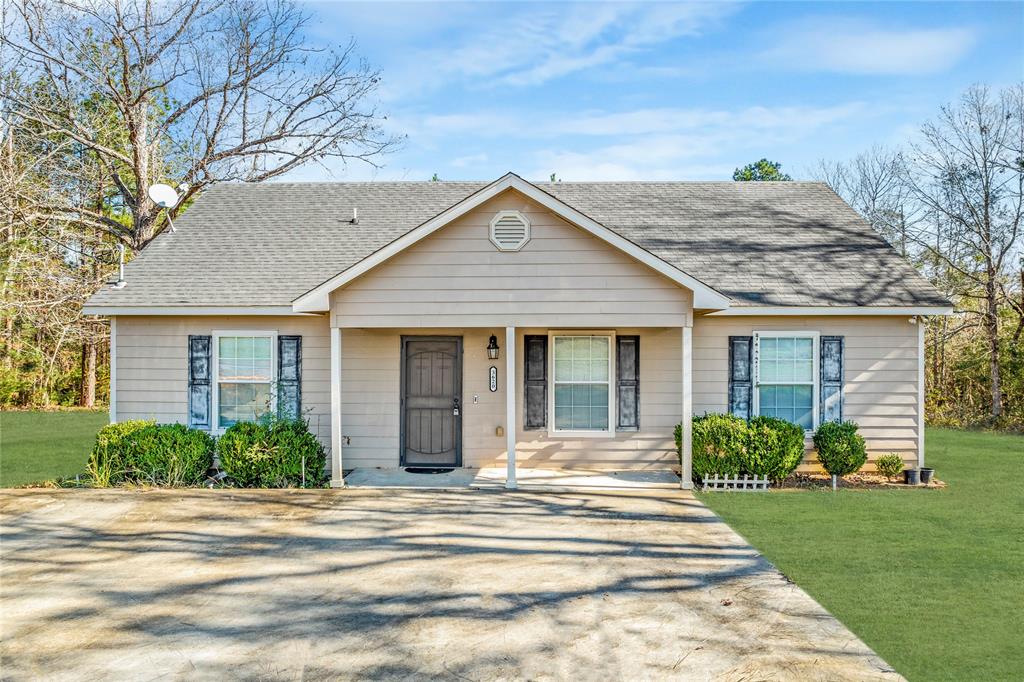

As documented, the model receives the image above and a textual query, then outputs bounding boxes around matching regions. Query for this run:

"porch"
[328,325,695,490]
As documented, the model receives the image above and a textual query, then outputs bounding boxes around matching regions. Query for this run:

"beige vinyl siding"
[339,327,681,470]
[693,315,921,470]
[338,328,400,468]
[114,315,332,447]
[330,189,693,329]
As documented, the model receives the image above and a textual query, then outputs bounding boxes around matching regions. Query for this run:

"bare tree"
[2,0,397,249]
[904,84,1023,419]
[814,146,919,257]
[814,85,1024,423]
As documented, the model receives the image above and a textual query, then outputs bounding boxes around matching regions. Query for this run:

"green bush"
[217,417,326,488]
[678,413,806,483]
[88,420,152,486]
[685,414,745,478]
[814,420,867,477]
[876,453,905,480]
[746,416,806,482]
[93,419,152,450]
[87,421,213,487]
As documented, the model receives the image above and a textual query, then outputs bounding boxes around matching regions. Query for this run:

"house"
[83,173,952,488]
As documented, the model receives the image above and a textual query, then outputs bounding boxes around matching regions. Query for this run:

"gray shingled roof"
[86,179,950,309]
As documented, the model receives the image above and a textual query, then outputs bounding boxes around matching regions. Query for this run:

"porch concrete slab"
[343,467,681,491]
[473,467,681,491]
[343,467,477,489]
[0,488,900,681]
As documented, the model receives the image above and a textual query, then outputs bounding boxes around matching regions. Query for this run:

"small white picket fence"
[701,474,770,491]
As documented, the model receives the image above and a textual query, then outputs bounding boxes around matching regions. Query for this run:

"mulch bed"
[775,472,947,490]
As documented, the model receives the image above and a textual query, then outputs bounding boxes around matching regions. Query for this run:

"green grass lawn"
[700,428,1024,681]
[0,410,109,487]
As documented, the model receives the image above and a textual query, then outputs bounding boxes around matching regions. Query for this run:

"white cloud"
[530,150,737,181]
[381,2,737,93]
[523,102,868,180]
[763,19,977,75]
[307,98,872,182]
[397,102,865,141]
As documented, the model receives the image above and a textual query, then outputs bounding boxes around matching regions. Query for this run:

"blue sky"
[298,1,1023,182]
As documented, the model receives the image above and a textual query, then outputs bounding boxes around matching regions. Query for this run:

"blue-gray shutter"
[523,335,547,430]
[188,335,211,429]
[616,336,640,430]
[728,336,753,419]
[277,335,302,420]
[820,336,844,423]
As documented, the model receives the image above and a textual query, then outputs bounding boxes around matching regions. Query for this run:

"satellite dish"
[148,183,180,208]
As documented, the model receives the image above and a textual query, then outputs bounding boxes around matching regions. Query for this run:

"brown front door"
[401,337,462,467]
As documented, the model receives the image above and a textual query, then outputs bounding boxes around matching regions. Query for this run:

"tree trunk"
[2,314,12,371]
[1014,268,1024,344]
[985,270,1002,418]
[79,339,96,407]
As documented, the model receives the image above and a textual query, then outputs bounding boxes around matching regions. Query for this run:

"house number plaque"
[489,366,498,392]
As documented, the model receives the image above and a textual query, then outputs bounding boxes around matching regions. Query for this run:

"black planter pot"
[920,468,935,485]
[904,469,921,485]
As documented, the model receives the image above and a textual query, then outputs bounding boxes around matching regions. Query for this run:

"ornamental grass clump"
[875,453,905,481]
[87,420,152,486]
[217,417,326,488]
[814,420,867,488]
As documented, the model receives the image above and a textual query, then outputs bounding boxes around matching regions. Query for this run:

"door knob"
[453,397,461,417]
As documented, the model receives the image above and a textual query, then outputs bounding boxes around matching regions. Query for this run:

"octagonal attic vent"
[489,210,531,251]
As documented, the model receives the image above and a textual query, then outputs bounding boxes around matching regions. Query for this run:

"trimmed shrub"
[814,420,867,477]
[746,416,806,482]
[687,414,746,479]
[679,414,805,482]
[217,417,326,488]
[876,453,905,480]
[87,421,213,487]
[127,424,214,486]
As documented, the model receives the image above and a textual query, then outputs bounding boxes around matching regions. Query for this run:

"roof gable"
[292,173,731,312]
[329,190,698,327]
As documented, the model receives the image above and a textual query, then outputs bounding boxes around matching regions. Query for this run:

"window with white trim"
[214,332,276,429]
[552,335,612,432]
[753,331,819,430]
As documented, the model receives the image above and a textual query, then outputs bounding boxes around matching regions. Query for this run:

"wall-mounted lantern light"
[487,334,500,360]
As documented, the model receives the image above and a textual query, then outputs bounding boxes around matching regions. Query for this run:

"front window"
[216,333,275,428]
[754,332,818,430]
[553,335,611,432]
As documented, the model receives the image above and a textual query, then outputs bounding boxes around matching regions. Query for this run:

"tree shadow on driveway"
[0,489,899,681]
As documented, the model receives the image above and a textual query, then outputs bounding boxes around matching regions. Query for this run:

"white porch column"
[505,326,517,489]
[918,318,925,469]
[330,326,345,487]
[680,324,694,490]
[109,317,117,424]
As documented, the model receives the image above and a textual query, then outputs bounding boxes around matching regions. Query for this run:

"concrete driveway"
[0,489,898,681]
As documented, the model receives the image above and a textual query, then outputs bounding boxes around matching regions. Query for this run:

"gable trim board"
[706,306,953,317]
[87,304,954,318]
[83,306,320,316]
[292,173,732,313]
